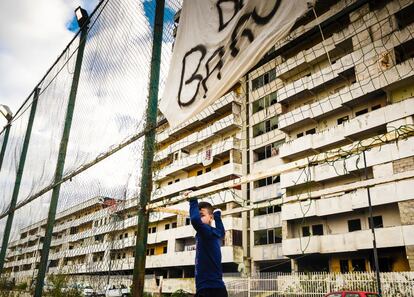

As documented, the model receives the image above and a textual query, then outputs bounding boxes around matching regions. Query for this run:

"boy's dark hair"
[198,201,213,214]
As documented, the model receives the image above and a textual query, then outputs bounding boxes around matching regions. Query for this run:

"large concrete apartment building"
[3,0,414,289]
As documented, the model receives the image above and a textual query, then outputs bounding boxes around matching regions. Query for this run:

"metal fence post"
[33,12,89,297]
[0,88,40,274]
[0,123,11,172]
[131,0,164,296]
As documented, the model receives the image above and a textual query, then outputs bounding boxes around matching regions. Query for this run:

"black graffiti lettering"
[252,0,281,25]
[177,45,207,107]
[202,46,225,98]
[230,12,254,57]
[216,0,244,32]
[177,1,283,108]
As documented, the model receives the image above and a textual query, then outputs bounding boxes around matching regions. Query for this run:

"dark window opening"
[302,226,310,237]
[340,259,349,273]
[371,104,381,111]
[348,219,362,232]
[355,108,368,117]
[352,259,366,272]
[395,3,414,30]
[368,216,383,229]
[306,128,316,135]
[312,224,324,235]
[395,38,414,65]
[337,115,349,125]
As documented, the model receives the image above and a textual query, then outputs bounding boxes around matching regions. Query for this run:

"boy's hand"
[182,190,193,200]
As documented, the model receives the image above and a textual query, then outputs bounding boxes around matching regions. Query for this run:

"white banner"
[160,0,311,128]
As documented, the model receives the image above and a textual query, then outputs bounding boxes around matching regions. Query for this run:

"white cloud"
[0,0,95,127]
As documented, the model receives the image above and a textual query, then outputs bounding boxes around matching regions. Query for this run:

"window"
[172,222,177,228]
[152,227,156,233]
[337,115,349,125]
[251,69,276,90]
[348,219,362,232]
[124,233,128,238]
[297,132,304,138]
[395,37,414,65]
[254,175,280,188]
[340,259,349,273]
[351,259,366,271]
[185,218,191,225]
[165,224,170,230]
[312,224,323,235]
[371,104,381,111]
[355,108,368,116]
[254,227,282,245]
[254,205,281,216]
[253,116,278,137]
[223,160,230,165]
[119,234,123,240]
[302,226,310,237]
[197,170,203,176]
[267,229,274,244]
[163,246,168,254]
[173,152,179,161]
[175,179,180,183]
[168,181,173,185]
[306,128,316,135]
[368,216,383,229]
[205,167,211,173]
[252,92,277,114]
[274,228,282,243]
[254,140,284,162]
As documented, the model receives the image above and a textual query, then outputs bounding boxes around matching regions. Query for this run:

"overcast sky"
[0,0,99,128]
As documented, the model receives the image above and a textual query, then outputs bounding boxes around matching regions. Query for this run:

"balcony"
[146,246,243,268]
[251,212,282,231]
[279,26,414,131]
[276,55,355,105]
[251,243,285,261]
[155,137,240,181]
[282,224,414,256]
[280,136,414,188]
[282,177,414,221]
[251,183,282,203]
[156,95,241,144]
[155,114,241,162]
[48,216,243,260]
[153,163,242,200]
[279,98,414,159]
